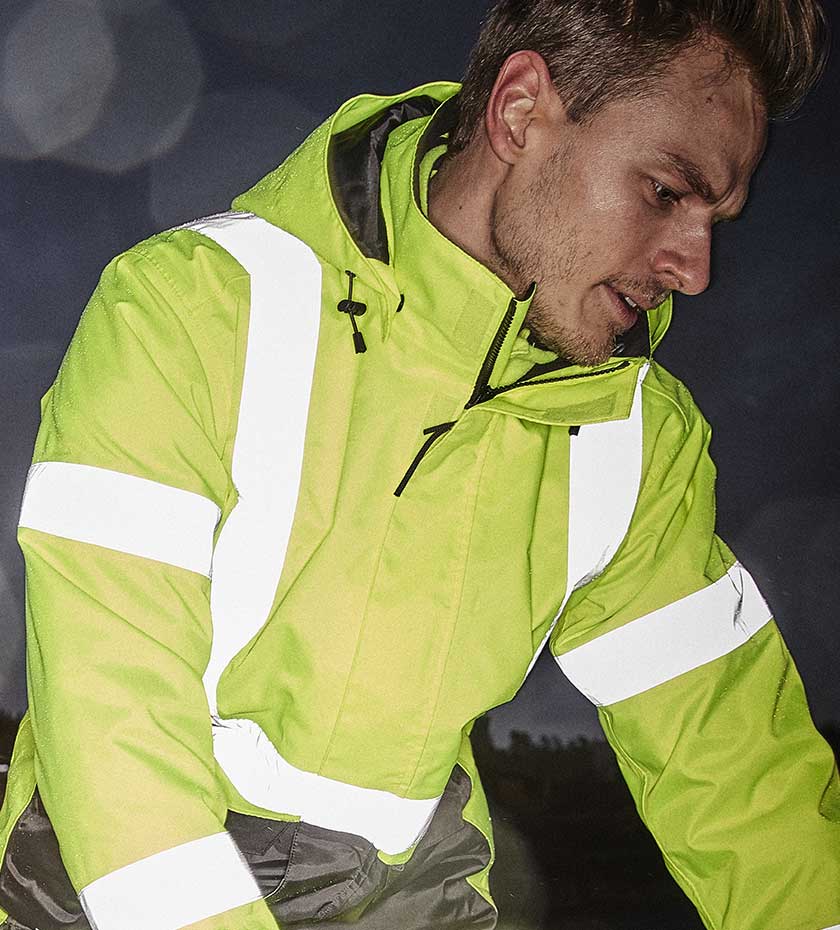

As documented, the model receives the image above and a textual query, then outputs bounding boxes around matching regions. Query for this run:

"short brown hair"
[450,0,830,152]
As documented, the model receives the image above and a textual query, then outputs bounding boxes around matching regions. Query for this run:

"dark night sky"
[0,0,838,744]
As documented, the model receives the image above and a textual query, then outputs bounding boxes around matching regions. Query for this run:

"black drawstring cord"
[337,270,367,354]
[396,294,405,313]
[394,422,457,497]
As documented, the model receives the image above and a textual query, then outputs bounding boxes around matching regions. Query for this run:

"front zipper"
[464,298,517,409]
[393,421,457,497]
[464,295,633,408]
[395,287,636,496]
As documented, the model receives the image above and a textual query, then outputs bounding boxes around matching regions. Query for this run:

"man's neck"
[426,147,499,274]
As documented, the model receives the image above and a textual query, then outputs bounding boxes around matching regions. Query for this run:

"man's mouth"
[604,285,642,330]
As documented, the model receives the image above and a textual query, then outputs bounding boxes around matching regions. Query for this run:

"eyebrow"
[661,152,743,222]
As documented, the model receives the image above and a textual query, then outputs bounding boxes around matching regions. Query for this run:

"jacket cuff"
[79,832,262,930]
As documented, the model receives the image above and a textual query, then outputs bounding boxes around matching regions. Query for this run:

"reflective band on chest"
[522,364,647,681]
[212,718,441,855]
[565,364,647,594]
[187,212,322,714]
[557,562,773,705]
[192,213,442,855]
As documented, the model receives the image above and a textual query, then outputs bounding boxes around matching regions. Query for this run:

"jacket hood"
[232,82,672,356]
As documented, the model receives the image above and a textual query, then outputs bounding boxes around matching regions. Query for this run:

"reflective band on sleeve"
[185,213,322,714]
[79,831,261,930]
[213,717,440,855]
[18,461,221,577]
[557,563,773,706]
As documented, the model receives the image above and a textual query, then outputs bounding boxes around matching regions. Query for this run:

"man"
[0,1,836,928]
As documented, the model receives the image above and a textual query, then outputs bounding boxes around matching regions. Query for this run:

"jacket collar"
[233,83,671,424]
[379,94,660,401]
[379,93,539,383]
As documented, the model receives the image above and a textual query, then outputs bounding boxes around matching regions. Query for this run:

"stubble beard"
[487,150,619,368]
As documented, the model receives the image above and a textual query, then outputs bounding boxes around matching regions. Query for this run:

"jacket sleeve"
[17,232,279,930]
[550,365,840,930]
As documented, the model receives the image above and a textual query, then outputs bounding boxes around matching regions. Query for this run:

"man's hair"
[450,0,830,152]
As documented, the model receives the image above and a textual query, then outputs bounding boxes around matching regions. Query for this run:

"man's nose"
[651,225,712,296]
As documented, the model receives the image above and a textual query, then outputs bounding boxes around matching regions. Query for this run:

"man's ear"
[484,50,565,165]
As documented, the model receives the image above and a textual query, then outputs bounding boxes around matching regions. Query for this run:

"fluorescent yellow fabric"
[554,364,840,928]
[0,82,836,930]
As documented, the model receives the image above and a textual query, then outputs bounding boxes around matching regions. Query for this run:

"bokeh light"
[0,0,116,159]
[0,0,202,172]
[149,87,319,229]
[57,1,204,173]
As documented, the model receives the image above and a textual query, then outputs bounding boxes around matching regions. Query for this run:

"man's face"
[488,42,767,365]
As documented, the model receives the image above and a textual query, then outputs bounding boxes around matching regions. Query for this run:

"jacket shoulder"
[33,221,256,487]
[639,360,712,484]
[643,360,709,433]
[115,220,252,320]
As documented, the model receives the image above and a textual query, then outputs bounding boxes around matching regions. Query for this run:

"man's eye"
[651,181,680,205]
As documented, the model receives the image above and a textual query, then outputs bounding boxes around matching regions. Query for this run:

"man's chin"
[529,324,617,368]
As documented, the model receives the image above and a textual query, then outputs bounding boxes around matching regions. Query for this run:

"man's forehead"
[625,51,767,193]
[659,42,768,158]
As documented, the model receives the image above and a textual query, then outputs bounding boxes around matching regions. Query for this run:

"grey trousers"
[0,766,496,930]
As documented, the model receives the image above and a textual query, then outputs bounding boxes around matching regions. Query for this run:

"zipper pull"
[337,270,367,354]
[394,421,457,497]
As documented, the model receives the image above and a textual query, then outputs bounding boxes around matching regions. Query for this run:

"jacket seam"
[218,273,250,491]
[313,293,388,773]
[127,238,216,314]
[264,821,301,900]
[318,491,402,774]
[599,711,717,930]
[641,379,690,433]
[123,241,247,491]
[405,416,500,795]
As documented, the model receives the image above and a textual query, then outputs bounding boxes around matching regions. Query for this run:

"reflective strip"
[79,832,261,930]
[190,215,429,855]
[566,363,648,594]
[18,462,220,577]
[522,364,648,680]
[557,563,773,705]
[213,717,440,855]
[186,213,322,713]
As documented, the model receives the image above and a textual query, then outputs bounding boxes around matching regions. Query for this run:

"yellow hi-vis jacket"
[0,83,838,930]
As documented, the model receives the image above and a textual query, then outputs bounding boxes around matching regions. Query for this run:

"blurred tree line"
[0,712,837,930]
